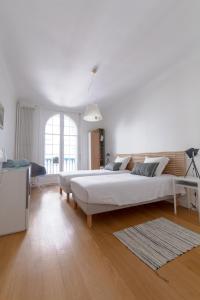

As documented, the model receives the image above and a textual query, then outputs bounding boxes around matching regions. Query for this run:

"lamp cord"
[88,75,94,94]
[87,65,98,98]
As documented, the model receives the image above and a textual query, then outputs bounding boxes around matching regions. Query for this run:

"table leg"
[173,180,177,215]
[186,188,191,209]
[198,184,200,222]
[67,192,70,202]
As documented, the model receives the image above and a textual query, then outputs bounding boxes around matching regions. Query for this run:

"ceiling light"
[83,65,103,122]
[83,103,103,122]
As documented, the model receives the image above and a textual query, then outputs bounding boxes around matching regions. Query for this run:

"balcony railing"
[45,157,76,174]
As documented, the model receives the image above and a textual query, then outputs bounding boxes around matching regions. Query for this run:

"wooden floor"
[1,187,200,300]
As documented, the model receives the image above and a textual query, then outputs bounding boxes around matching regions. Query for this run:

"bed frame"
[72,151,186,228]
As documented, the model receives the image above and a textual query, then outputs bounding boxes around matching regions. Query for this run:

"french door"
[44,113,78,174]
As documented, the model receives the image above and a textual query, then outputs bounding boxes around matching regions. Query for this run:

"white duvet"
[58,169,130,193]
[71,173,185,206]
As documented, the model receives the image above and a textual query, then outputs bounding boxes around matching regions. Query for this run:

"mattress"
[71,173,185,206]
[58,169,130,193]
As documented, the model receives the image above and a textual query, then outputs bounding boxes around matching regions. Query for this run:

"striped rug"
[114,217,200,270]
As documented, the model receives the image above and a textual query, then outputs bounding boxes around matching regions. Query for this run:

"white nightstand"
[173,176,200,221]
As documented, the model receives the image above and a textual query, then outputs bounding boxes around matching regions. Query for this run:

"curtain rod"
[17,101,83,115]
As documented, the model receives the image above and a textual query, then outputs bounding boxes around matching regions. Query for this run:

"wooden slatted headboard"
[117,151,186,176]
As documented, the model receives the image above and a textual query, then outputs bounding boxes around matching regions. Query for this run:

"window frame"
[44,112,78,174]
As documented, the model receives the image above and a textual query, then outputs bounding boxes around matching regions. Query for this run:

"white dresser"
[0,167,31,236]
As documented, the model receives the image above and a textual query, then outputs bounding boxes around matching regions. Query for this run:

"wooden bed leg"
[72,200,77,209]
[66,193,70,202]
[87,215,92,228]
[60,187,62,195]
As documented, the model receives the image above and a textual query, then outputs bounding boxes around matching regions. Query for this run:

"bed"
[70,151,186,227]
[59,168,130,200]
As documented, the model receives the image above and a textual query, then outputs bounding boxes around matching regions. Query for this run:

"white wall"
[103,49,200,161]
[0,51,16,158]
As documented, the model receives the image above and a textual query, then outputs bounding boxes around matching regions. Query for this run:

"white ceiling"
[0,0,200,109]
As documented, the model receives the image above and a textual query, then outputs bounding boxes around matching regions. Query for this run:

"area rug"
[114,217,200,270]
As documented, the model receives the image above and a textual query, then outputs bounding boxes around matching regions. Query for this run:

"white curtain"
[15,102,34,161]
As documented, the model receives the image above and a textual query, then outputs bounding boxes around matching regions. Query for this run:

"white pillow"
[115,156,131,170]
[144,156,169,176]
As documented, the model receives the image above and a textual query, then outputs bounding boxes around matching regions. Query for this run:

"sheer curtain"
[15,102,34,161]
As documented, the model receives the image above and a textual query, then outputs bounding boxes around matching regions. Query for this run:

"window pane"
[45,125,52,134]
[45,134,53,144]
[63,115,78,171]
[44,114,60,174]
[52,125,60,134]
[53,145,59,155]
[52,114,60,125]
[45,145,52,155]
[64,136,70,145]
[64,116,77,135]
[53,135,60,145]
[64,125,70,136]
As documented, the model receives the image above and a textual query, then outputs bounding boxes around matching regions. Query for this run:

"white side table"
[173,176,200,221]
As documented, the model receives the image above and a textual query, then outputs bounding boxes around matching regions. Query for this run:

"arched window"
[44,113,78,174]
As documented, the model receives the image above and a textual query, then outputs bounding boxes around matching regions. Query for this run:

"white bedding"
[71,173,185,206]
[58,169,130,193]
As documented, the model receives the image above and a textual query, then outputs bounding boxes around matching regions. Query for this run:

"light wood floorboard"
[1,186,200,300]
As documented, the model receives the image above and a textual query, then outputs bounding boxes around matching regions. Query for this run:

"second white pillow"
[144,156,169,176]
[115,156,131,170]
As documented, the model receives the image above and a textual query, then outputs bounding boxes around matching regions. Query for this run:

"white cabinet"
[0,167,30,236]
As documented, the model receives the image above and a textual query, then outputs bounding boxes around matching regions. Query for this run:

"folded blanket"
[3,159,30,168]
